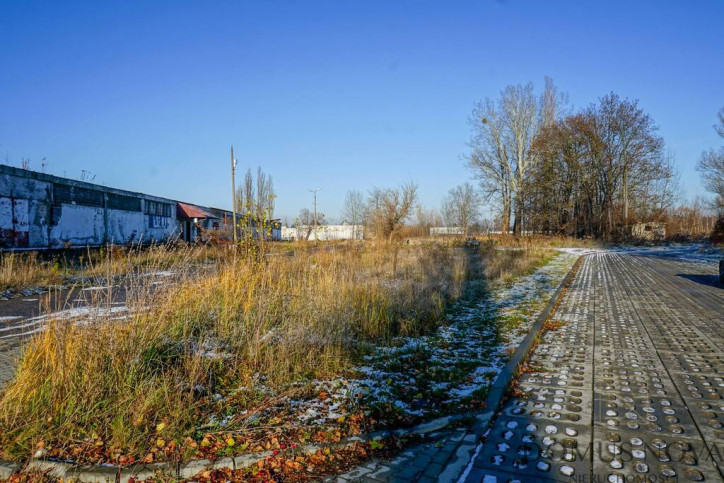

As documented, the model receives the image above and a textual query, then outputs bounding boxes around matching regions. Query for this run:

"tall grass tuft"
[0,240,552,461]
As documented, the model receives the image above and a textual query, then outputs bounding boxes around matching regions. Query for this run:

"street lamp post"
[231,146,238,244]
[308,188,321,242]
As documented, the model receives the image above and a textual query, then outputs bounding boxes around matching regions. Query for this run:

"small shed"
[630,222,666,241]
[177,202,217,242]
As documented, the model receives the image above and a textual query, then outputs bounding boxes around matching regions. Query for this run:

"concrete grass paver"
[465,252,724,482]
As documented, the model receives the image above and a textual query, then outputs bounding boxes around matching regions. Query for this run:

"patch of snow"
[458,443,484,483]
[141,270,177,278]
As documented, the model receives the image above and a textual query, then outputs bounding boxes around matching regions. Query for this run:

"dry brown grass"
[0,253,64,290]
[0,240,553,461]
[0,243,226,292]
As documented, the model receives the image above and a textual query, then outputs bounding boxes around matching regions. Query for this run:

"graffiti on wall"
[0,197,29,248]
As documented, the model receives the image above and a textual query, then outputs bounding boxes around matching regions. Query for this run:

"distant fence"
[281,225,364,241]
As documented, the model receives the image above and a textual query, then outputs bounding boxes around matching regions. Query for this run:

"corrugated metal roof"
[177,202,217,219]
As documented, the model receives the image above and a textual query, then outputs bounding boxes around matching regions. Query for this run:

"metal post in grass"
[309,188,321,242]
[231,146,238,244]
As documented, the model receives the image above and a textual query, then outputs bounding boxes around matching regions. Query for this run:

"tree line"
[305,88,724,243]
[467,78,681,240]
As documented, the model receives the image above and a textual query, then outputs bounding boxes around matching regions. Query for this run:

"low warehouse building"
[0,164,281,249]
[0,165,177,249]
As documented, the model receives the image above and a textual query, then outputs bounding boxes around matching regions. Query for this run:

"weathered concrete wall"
[0,173,52,248]
[283,225,363,241]
[0,165,178,249]
[107,209,145,245]
[49,204,105,247]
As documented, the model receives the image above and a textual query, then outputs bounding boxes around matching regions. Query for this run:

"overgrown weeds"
[0,243,224,292]
[0,252,64,290]
[0,240,553,463]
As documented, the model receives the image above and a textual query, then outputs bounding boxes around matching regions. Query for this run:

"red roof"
[177,202,216,219]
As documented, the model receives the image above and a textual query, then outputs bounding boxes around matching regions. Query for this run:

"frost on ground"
[188,252,578,463]
[558,243,722,265]
[0,305,133,339]
[277,252,579,429]
[628,243,723,265]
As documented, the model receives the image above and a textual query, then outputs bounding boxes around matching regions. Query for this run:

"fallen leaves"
[191,439,401,482]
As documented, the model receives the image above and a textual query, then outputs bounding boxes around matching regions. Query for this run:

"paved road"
[0,284,130,387]
[464,251,724,482]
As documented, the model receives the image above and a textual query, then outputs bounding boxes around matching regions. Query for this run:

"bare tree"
[366,182,418,242]
[540,76,568,127]
[238,169,254,215]
[467,77,566,235]
[237,167,276,218]
[468,98,513,233]
[255,167,275,219]
[528,93,671,240]
[341,189,365,239]
[297,208,326,241]
[414,205,442,237]
[716,107,724,138]
[440,183,482,236]
[697,107,724,213]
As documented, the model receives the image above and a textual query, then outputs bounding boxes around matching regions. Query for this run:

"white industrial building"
[282,223,364,241]
[430,227,464,236]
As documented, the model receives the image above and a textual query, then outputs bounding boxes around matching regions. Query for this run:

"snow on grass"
[0,305,133,339]
[276,252,579,427]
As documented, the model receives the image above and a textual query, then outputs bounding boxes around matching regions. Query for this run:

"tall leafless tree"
[341,189,365,239]
[467,77,566,235]
[236,167,276,219]
[697,107,724,213]
[440,183,482,236]
[255,167,275,219]
[528,93,672,240]
[366,182,418,242]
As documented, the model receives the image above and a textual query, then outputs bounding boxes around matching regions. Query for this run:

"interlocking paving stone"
[0,341,20,387]
[466,251,724,482]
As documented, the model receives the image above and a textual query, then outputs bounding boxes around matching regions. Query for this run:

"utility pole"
[231,146,238,244]
[309,188,321,242]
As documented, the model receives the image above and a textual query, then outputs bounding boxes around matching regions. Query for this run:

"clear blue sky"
[1,0,722,223]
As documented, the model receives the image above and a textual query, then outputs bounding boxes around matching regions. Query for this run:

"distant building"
[430,226,464,236]
[630,222,666,241]
[0,164,280,249]
[282,223,363,241]
[204,208,281,242]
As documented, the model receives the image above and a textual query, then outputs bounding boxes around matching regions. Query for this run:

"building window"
[145,201,172,217]
[107,193,142,212]
[74,187,104,207]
